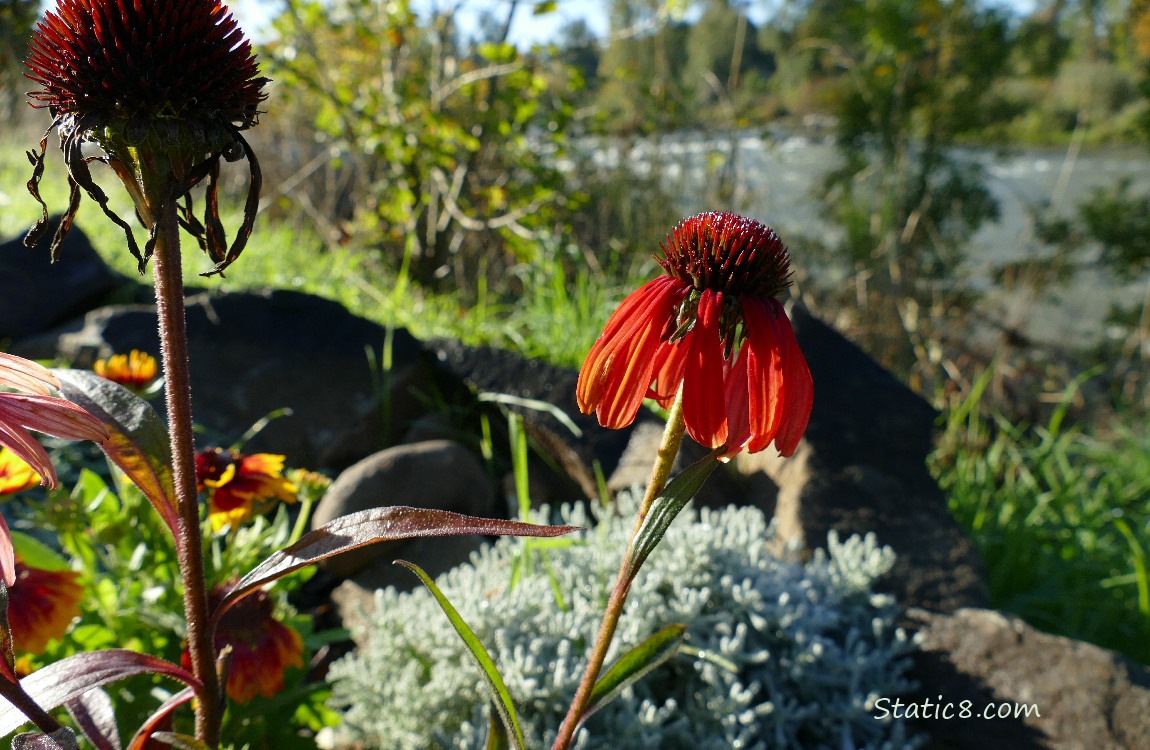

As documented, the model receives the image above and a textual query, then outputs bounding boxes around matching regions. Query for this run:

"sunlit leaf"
[147,733,210,750]
[13,728,80,750]
[65,688,120,750]
[9,532,69,573]
[532,0,557,15]
[125,688,193,750]
[484,709,509,750]
[53,370,179,535]
[624,453,720,586]
[399,561,526,750]
[0,650,198,736]
[581,624,687,727]
[213,507,580,623]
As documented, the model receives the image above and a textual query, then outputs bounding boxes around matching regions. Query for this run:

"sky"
[229,0,1039,47]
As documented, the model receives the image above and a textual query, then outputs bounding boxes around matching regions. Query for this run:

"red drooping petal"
[0,353,58,395]
[769,299,813,457]
[648,336,689,407]
[577,276,687,429]
[738,296,786,454]
[680,289,729,449]
[720,348,752,458]
[0,515,15,588]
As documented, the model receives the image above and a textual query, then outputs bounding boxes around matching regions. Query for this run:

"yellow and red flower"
[93,350,159,393]
[577,211,813,458]
[195,448,298,531]
[186,583,304,703]
[6,554,83,655]
[0,448,40,496]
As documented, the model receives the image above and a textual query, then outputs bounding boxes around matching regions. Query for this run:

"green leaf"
[483,707,509,750]
[398,560,526,750]
[53,370,179,536]
[9,532,69,573]
[532,0,557,15]
[582,624,687,727]
[148,733,211,750]
[624,453,721,587]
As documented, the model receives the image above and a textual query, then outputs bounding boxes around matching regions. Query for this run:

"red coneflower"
[24,0,269,275]
[577,211,813,458]
[6,555,84,655]
[195,448,298,532]
[186,583,304,703]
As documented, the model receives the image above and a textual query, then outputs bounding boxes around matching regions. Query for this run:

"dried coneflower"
[24,0,269,275]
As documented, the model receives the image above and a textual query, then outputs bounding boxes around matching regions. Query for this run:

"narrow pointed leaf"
[484,705,510,750]
[53,370,179,535]
[399,561,526,750]
[213,507,580,623]
[147,733,211,750]
[581,624,687,727]
[65,688,120,750]
[13,728,80,750]
[0,651,198,736]
[624,453,720,586]
[126,688,193,750]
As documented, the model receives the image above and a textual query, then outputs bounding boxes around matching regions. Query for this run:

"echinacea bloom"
[0,353,108,585]
[24,0,268,275]
[195,448,298,531]
[185,583,304,703]
[0,448,40,496]
[93,350,160,393]
[577,211,813,458]
[6,554,84,655]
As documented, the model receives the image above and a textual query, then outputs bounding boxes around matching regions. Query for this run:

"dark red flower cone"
[24,0,268,275]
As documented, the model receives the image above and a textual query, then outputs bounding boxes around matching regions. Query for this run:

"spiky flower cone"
[24,0,268,274]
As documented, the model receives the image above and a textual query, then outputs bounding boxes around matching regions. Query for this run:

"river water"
[592,132,1150,351]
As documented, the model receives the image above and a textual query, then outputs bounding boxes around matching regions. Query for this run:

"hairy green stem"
[151,201,222,747]
[551,390,686,750]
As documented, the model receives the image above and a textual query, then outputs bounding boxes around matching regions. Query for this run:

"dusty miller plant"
[326,495,923,750]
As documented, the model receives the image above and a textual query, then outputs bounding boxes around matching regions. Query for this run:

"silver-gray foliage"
[325,495,923,749]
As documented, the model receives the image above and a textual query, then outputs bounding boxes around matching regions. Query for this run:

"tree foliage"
[267,0,583,288]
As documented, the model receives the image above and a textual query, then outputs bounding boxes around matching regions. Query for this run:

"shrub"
[325,496,923,750]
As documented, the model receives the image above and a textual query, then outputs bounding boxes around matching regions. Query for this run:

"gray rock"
[736,304,989,613]
[0,220,128,342]
[12,288,429,469]
[311,439,496,578]
[906,607,1150,750]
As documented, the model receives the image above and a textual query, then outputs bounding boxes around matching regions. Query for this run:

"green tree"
[268,0,581,288]
[774,0,1011,380]
[0,0,38,117]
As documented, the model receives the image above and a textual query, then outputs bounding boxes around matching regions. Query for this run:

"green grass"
[931,367,1150,663]
[4,130,1149,665]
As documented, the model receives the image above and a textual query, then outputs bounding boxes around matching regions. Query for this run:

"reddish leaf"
[0,650,198,737]
[213,507,581,622]
[126,689,192,750]
[65,688,120,750]
[53,370,179,535]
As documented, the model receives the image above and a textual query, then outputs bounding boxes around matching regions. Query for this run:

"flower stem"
[151,201,222,746]
[551,390,686,750]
